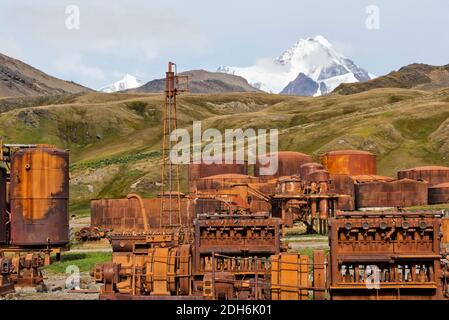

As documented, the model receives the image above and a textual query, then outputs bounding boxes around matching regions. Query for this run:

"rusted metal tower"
[159,62,188,227]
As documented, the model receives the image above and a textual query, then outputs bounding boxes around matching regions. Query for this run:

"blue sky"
[1,0,448,89]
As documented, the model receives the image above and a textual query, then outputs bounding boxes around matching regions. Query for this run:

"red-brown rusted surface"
[254,151,313,178]
[300,162,324,180]
[398,166,449,187]
[329,174,355,211]
[306,169,330,183]
[9,147,69,247]
[188,162,248,191]
[355,178,428,208]
[91,197,195,232]
[0,168,7,245]
[320,150,376,176]
[429,182,449,204]
[328,211,445,300]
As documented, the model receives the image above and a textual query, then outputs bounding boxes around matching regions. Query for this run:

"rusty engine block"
[328,211,448,300]
[92,207,326,300]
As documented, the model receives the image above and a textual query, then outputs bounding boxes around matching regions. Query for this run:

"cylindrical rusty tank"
[320,150,376,175]
[300,163,324,180]
[354,178,428,209]
[195,174,255,191]
[10,146,69,247]
[397,166,449,187]
[91,197,196,232]
[428,182,449,204]
[188,162,248,181]
[188,162,248,192]
[276,177,302,195]
[329,174,355,211]
[306,169,330,183]
[0,168,7,244]
[254,151,312,178]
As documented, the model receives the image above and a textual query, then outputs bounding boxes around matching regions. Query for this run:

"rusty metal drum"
[300,163,324,180]
[398,166,449,187]
[307,169,330,183]
[188,162,248,192]
[429,182,449,204]
[10,147,69,247]
[354,178,428,209]
[320,150,376,175]
[254,151,313,178]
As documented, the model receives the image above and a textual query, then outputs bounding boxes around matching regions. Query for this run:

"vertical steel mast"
[159,62,188,228]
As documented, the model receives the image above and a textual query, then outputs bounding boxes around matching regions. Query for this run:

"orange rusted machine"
[0,143,70,286]
[328,211,449,300]
[0,254,15,296]
[92,204,326,300]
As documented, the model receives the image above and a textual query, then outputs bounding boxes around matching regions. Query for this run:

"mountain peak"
[99,74,143,93]
[218,36,372,96]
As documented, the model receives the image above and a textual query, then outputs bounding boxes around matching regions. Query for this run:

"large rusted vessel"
[320,150,376,176]
[9,146,69,247]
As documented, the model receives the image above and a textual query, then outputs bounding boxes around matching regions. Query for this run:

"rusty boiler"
[299,162,324,180]
[354,178,428,209]
[9,146,69,247]
[320,150,376,176]
[398,166,449,187]
[188,162,248,192]
[429,182,449,204]
[254,151,313,178]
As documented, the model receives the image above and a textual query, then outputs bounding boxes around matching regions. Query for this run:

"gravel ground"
[1,271,101,300]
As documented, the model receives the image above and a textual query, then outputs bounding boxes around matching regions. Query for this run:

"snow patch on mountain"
[99,74,143,93]
[217,35,373,96]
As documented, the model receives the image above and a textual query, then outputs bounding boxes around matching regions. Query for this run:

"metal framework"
[159,62,188,228]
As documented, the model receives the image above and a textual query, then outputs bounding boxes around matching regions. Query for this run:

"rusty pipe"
[127,193,149,232]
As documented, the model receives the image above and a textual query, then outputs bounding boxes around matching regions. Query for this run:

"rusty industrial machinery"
[89,62,449,300]
[0,143,70,287]
[0,254,15,296]
[328,211,448,300]
[75,226,111,242]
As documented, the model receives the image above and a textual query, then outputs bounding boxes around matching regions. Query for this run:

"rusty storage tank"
[254,151,313,178]
[10,146,69,247]
[429,182,449,204]
[320,150,376,176]
[354,178,428,209]
[300,163,324,180]
[0,168,7,244]
[397,166,449,187]
[195,174,256,191]
[276,177,302,195]
[306,169,330,183]
[91,196,195,232]
[329,174,355,211]
[188,162,248,191]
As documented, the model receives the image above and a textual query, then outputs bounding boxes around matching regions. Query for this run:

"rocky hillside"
[0,53,91,98]
[1,86,449,215]
[132,70,261,94]
[334,63,449,95]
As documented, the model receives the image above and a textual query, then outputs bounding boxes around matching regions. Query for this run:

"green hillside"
[1,88,449,216]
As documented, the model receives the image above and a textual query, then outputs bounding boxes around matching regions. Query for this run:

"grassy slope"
[1,88,449,215]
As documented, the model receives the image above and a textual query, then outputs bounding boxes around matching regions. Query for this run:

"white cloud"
[54,54,107,82]
[1,3,209,61]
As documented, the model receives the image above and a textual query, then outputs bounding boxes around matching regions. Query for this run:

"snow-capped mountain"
[217,35,373,96]
[99,74,143,93]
